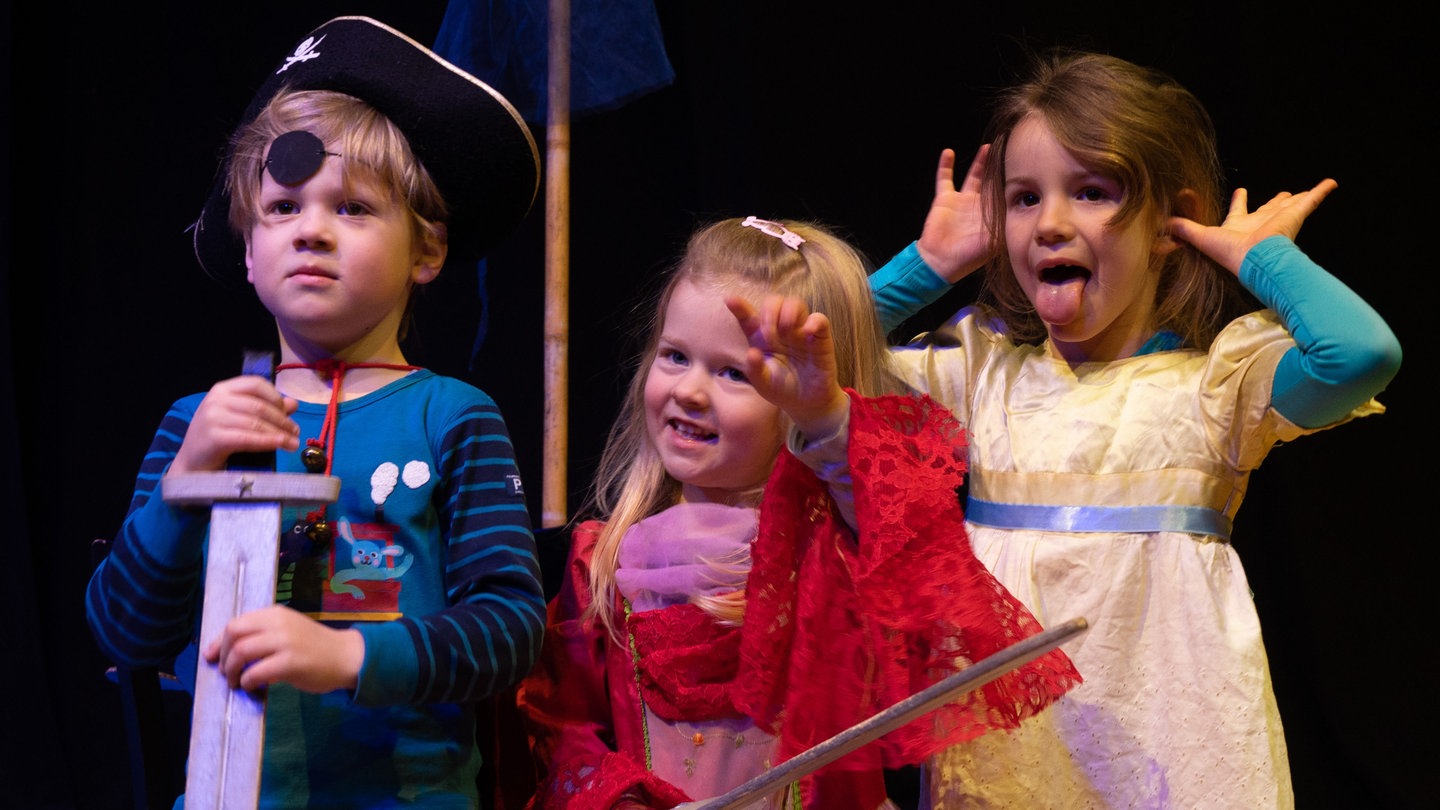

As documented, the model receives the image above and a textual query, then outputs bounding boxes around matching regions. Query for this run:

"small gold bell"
[301,445,326,473]
[307,519,333,545]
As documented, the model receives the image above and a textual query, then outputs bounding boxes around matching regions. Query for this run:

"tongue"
[1034,277,1085,326]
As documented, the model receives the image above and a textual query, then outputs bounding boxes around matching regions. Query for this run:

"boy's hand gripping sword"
[161,352,340,810]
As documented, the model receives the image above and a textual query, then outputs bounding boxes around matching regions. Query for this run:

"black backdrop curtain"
[9,3,1430,808]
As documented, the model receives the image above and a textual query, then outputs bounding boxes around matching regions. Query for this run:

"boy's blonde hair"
[583,217,899,639]
[979,50,1256,348]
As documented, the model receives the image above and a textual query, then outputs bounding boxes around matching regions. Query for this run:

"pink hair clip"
[741,216,806,250]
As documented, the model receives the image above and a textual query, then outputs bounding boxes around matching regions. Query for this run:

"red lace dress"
[518,393,1080,809]
[733,393,1081,771]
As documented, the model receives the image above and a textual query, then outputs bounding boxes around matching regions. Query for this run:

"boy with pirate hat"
[86,16,546,807]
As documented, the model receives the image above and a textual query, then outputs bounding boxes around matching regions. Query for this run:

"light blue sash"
[967,498,1232,541]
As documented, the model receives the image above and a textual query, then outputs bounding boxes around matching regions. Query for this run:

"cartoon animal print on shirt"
[329,516,414,599]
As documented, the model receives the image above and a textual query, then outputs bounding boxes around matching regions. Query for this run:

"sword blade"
[184,500,282,810]
[164,471,339,810]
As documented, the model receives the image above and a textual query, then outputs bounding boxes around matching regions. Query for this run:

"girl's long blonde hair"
[582,217,899,639]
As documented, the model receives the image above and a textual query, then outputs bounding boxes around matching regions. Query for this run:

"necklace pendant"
[300,445,327,473]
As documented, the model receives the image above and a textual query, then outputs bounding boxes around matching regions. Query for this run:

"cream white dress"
[889,308,1383,810]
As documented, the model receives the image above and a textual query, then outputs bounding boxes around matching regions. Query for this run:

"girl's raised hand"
[916,145,995,283]
[1168,178,1338,274]
[726,294,849,442]
[169,374,301,475]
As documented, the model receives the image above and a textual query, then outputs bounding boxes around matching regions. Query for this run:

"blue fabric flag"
[434,0,676,125]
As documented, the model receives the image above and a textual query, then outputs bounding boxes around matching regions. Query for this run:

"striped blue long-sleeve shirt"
[86,369,545,807]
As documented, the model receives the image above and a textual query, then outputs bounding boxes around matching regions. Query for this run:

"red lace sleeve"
[734,392,1081,770]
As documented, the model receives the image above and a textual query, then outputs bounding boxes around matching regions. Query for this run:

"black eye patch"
[263,130,336,186]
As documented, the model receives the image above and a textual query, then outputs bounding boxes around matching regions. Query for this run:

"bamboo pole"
[542,0,571,528]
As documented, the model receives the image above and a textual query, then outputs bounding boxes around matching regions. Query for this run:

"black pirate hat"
[190,15,540,279]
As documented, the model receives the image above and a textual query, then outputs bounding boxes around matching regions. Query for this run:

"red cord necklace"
[275,359,420,544]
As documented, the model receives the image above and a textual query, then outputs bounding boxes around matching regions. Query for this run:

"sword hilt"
[228,349,277,472]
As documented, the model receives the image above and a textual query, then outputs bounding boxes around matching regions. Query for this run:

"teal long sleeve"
[1242,236,1400,427]
[869,241,951,334]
